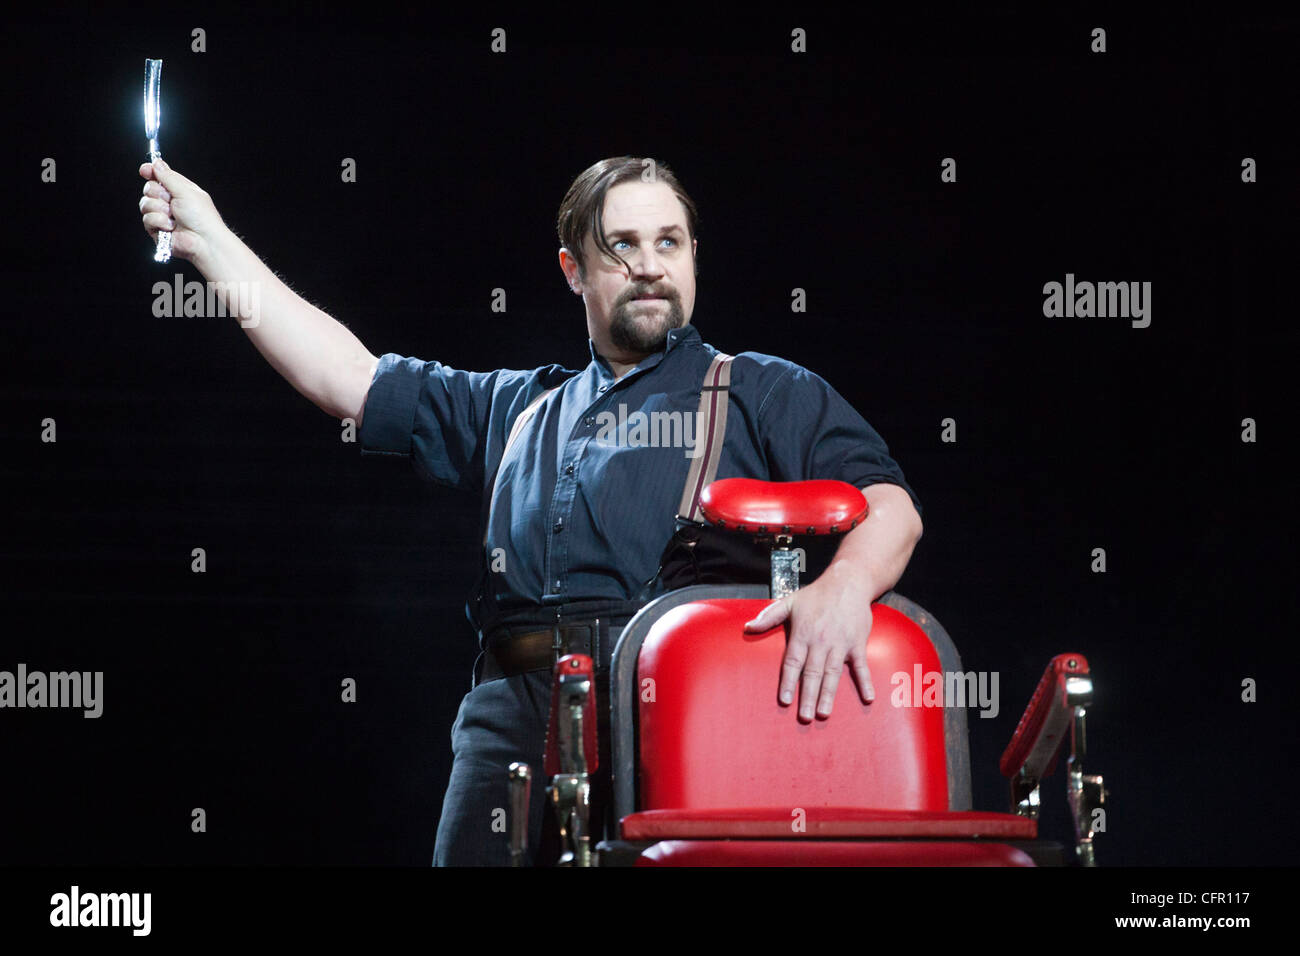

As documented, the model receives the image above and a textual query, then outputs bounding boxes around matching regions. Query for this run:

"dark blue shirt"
[359,323,920,626]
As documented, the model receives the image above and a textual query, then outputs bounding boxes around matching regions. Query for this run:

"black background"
[2,5,1296,867]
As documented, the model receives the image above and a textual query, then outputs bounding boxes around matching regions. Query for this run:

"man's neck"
[608,358,640,381]
[595,322,692,381]
[598,346,649,381]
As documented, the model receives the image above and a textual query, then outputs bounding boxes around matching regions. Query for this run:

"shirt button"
[598,384,608,392]
[584,416,596,426]
[553,518,563,533]
[564,463,575,475]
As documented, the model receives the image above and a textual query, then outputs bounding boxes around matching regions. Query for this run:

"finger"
[142,180,172,202]
[142,211,175,233]
[798,646,827,722]
[816,655,845,718]
[138,161,175,187]
[848,641,875,704]
[778,639,807,706]
[139,196,171,218]
[745,595,791,632]
[149,158,193,194]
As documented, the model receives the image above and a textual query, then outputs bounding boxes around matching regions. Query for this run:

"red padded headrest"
[699,479,868,534]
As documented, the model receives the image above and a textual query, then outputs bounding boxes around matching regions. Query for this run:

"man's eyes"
[613,238,677,250]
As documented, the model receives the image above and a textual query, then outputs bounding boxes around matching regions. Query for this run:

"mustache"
[625,287,675,303]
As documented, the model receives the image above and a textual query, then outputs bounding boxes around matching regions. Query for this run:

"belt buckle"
[552,616,600,666]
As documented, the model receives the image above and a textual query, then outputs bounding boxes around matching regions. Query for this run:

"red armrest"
[999,653,1091,780]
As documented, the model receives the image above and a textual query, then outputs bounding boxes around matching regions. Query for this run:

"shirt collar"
[587,323,701,379]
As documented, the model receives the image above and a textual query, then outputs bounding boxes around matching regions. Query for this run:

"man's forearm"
[823,483,923,599]
[193,226,378,422]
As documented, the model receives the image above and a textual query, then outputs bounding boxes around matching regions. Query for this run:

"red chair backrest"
[637,599,951,812]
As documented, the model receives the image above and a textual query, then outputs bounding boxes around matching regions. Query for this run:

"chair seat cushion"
[637,839,1037,866]
[620,807,1037,840]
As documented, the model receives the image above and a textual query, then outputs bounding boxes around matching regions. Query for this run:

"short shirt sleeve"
[358,353,503,491]
[358,353,572,492]
[757,364,922,519]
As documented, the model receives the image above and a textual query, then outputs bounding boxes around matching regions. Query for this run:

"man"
[139,155,924,866]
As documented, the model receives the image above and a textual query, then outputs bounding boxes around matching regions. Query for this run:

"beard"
[608,292,686,353]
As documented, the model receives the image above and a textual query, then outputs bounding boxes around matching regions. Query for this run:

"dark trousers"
[432,667,612,866]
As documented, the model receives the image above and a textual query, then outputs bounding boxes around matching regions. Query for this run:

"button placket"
[544,382,610,598]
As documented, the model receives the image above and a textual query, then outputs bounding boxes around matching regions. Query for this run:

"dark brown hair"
[556,156,699,279]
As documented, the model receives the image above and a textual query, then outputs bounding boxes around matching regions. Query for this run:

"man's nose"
[629,243,666,277]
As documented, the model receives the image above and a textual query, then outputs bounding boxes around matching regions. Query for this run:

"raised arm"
[138,159,379,424]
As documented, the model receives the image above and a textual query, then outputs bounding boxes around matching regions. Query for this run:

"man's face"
[561,179,697,365]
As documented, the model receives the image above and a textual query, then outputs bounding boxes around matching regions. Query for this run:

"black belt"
[475,618,627,686]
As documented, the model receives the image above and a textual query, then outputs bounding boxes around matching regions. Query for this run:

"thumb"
[744,595,792,632]
[150,157,190,193]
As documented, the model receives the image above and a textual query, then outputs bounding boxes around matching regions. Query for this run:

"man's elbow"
[323,353,379,426]
[899,499,923,550]
[862,483,923,541]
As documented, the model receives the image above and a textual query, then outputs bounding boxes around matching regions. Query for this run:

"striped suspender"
[504,386,559,460]
[487,351,732,547]
[484,385,560,547]
[677,353,734,523]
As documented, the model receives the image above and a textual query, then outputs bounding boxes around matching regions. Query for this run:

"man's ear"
[559,246,583,293]
[692,236,699,276]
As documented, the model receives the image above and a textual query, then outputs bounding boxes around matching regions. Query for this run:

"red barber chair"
[515,479,1107,867]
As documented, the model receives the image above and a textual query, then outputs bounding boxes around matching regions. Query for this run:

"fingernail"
[780,690,792,704]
